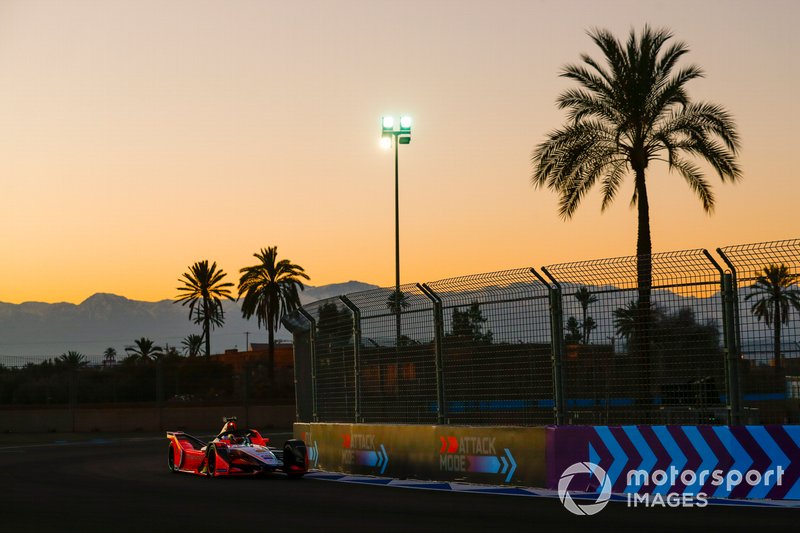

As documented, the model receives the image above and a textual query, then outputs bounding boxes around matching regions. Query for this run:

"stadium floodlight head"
[382,116,395,132]
[380,136,392,149]
[399,116,412,132]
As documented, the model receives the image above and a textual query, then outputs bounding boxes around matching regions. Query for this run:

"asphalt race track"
[0,433,796,532]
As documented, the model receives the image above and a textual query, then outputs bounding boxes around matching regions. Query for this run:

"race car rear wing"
[166,431,206,449]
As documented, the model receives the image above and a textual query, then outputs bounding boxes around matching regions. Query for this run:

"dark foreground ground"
[0,433,796,532]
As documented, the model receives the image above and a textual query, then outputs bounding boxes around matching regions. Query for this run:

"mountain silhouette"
[0,281,794,365]
[0,281,378,362]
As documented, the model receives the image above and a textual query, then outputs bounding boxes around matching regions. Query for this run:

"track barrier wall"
[294,422,547,487]
[295,422,800,500]
[546,424,800,500]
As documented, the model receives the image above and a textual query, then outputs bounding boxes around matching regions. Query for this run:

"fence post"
[297,308,319,422]
[717,248,742,425]
[419,283,447,424]
[340,295,362,423]
[540,267,566,426]
[703,249,740,425]
[722,272,743,425]
[715,249,743,425]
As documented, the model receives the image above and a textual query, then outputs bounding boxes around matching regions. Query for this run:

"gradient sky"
[0,0,797,304]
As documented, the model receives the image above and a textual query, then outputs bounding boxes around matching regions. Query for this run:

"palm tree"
[103,347,117,365]
[613,301,639,342]
[565,316,582,343]
[55,351,89,370]
[583,315,597,344]
[238,247,309,381]
[532,26,740,350]
[124,337,163,363]
[575,287,598,343]
[175,260,235,356]
[386,290,410,347]
[181,334,204,357]
[744,264,800,371]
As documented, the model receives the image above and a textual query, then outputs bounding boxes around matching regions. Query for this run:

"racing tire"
[283,439,307,479]
[205,447,216,477]
[168,444,178,473]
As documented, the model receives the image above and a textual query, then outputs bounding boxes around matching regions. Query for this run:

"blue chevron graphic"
[504,448,516,483]
[588,442,603,493]
[783,426,800,499]
[499,455,508,475]
[683,427,718,495]
[712,427,752,498]
[622,426,657,494]
[652,426,686,496]
[746,426,789,499]
[595,426,627,491]
[379,444,389,474]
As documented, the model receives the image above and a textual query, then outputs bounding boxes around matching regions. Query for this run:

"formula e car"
[166,417,307,478]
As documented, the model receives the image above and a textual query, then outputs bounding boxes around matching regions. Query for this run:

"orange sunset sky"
[0,0,797,304]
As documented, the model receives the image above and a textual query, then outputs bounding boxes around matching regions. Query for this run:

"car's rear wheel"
[168,444,178,473]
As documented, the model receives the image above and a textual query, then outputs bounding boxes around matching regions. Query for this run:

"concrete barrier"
[294,423,547,486]
[546,424,800,500]
[294,423,800,500]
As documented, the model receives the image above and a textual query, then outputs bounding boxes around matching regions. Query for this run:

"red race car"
[167,417,307,478]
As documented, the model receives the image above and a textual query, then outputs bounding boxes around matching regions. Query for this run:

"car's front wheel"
[205,447,216,477]
[168,444,178,473]
[283,439,307,479]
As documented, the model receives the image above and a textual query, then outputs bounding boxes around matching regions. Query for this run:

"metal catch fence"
[283,238,800,426]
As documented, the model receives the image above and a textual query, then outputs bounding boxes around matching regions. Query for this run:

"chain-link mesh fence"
[284,239,799,426]
[425,269,553,425]
[346,284,438,423]
[543,249,727,425]
[719,239,800,423]
[301,297,356,422]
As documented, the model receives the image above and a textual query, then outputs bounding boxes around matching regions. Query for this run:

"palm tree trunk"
[582,306,588,344]
[635,167,653,417]
[635,168,653,315]
[774,299,782,371]
[204,299,211,357]
[268,326,275,383]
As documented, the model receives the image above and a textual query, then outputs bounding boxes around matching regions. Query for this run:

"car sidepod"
[220,444,281,476]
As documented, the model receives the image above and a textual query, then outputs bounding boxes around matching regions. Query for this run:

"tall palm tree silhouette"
[176,260,235,357]
[238,247,309,381]
[744,264,800,371]
[575,286,598,343]
[532,26,740,358]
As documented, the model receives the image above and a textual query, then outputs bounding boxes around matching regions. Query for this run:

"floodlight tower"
[381,116,412,345]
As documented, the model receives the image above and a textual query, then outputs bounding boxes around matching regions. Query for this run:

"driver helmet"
[222,419,238,435]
